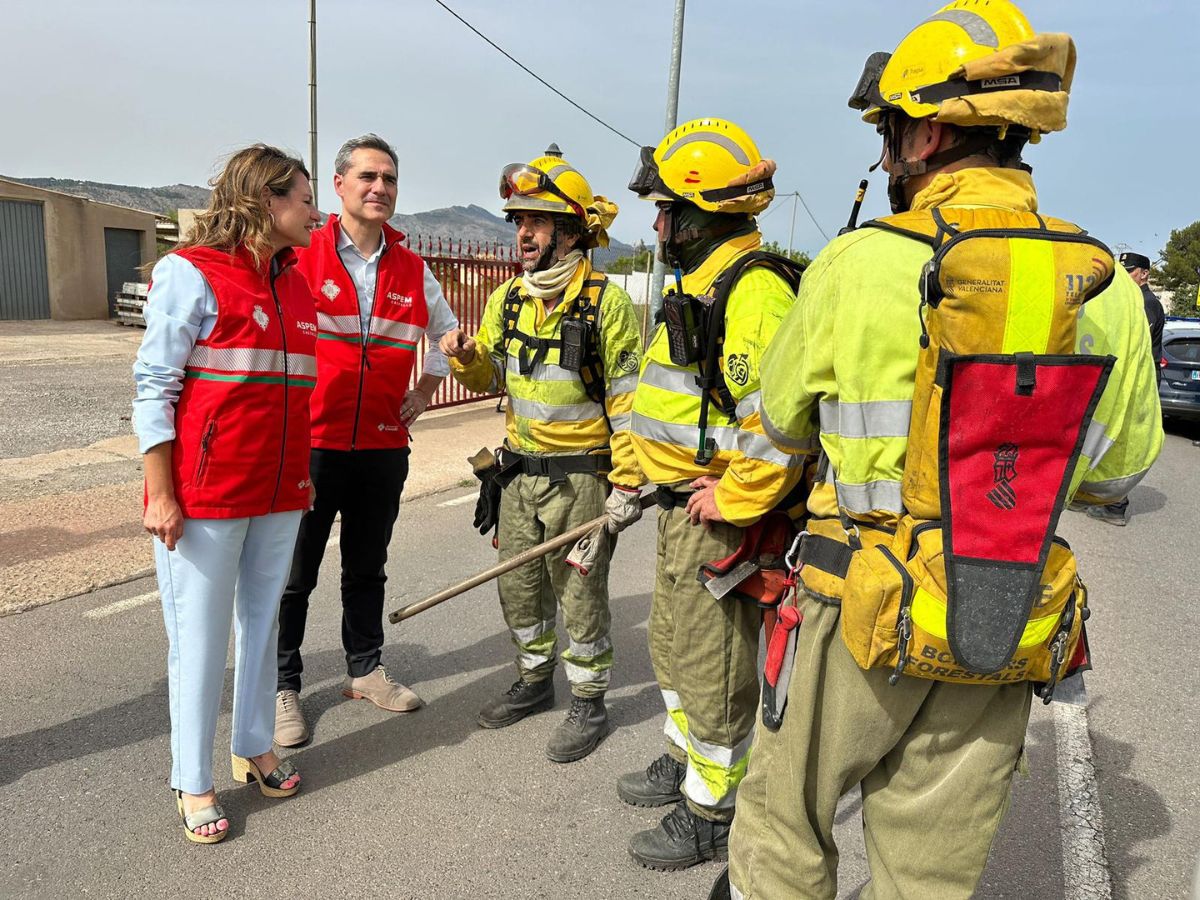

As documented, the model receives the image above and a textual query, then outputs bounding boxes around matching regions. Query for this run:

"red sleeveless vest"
[163,246,318,518]
[296,216,430,450]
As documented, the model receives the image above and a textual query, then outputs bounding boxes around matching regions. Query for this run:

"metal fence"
[404,235,520,410]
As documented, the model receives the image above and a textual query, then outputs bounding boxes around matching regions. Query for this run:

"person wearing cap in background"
[1120,251,1165,376]
[439,152,642,763]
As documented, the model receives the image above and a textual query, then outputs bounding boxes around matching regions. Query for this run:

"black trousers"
[277,447,409,692]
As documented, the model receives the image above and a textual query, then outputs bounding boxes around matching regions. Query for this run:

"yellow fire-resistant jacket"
[450,259,642,488]
[757,167,1163,528]
[630,232,805,526]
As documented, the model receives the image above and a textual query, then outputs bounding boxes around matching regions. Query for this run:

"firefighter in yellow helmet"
[439,152,642,763]
[619,119,805,871]
[719,2,1163,898]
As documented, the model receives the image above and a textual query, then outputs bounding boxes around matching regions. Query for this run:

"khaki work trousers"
[496,471,612,697]
[728,593,1033,900]
[650,504,761,821]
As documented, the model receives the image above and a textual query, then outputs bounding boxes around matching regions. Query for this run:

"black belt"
[654,486,695,510]
[497,450,608,487]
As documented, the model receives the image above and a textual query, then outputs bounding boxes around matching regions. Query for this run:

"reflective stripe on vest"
[185,345,317,384]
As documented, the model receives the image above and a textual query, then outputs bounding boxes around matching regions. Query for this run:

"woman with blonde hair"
[133,144,320,843]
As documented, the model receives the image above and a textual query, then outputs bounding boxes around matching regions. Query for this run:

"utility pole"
[649,0,685,326]
[308,0,319,210]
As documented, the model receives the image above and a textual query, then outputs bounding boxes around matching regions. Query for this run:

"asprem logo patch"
[377,423,400,432]
[296,320,317,336]
[321,279,341,301]
[981,76,1021,89]
[987,442,1019,510]
[297,478,311,490]
[386,291,413,307]
[252,305,270,331]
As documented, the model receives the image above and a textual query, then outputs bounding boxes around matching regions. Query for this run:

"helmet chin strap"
[658,202,745,271]
[879,114,993,213]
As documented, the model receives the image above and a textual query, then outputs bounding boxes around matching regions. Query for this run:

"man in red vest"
[274,134,460,746]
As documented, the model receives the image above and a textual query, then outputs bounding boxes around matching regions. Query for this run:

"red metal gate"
[405,236,520,410]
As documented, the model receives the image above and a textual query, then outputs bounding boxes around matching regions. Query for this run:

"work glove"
[605,485,643,534]
[566,524,610,577]
[473,468,501,536]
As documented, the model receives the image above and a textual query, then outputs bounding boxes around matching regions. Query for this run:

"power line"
[431,0,641,148]
[760,190,831,242]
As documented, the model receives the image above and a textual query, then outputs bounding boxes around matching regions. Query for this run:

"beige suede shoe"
[342,665,423,712]
[274,689,310,747]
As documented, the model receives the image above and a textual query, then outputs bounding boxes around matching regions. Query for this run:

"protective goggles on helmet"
[848,51,894,120]
[499,163,586,219]
[628,146,677,200]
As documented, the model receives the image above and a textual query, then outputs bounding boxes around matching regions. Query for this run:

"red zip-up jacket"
[163,246,318,519]
[296,216,430,450]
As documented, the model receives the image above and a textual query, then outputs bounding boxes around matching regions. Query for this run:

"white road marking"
[84,591,158,619]
[438,492,477,508]
[1054,700,1113,899]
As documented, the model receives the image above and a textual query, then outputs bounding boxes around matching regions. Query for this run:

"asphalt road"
[0,422,1196,899]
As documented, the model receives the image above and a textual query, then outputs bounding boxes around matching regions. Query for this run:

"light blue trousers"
[155,511,303,794]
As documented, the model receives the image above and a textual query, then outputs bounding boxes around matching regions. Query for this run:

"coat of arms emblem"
[252,304,270,331]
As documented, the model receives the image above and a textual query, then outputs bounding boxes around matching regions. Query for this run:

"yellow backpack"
[829,207,1115,697]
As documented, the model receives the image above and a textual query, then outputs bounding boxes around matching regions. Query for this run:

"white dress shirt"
[336,227,458,377]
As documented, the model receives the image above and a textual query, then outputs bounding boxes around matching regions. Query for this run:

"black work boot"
[628,799,730,871]
[477,678,555,729]
[617,752,685,807]
[545,694,609,763]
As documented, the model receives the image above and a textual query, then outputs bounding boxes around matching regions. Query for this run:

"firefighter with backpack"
[719,2,1163,898]
[619,118,807,871]
[439,153,642,763]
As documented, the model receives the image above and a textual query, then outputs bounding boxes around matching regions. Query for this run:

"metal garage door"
[104,228,143,318]
[0,199,51,320]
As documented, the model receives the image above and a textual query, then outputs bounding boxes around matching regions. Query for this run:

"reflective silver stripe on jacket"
[370,317,426,343]
[186,346,316,378]
[506,355,578,382]
[631,411,739,452]
[608,373,639,396]
[735,390,762,421]
[316,312,361,334]
[835,478,903,515]
[1078,470,1149,503]
[607,411,632,433]
[819,399,911,439]
[738,430,802,469]
[760,403,818,452]
[1080,419,1115,464]
[509,396,605,423]
[639,360,700,396]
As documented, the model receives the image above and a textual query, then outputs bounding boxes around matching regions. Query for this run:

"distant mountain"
[3,176,210,216]
[390,203,635,269]
[2,176,636,267]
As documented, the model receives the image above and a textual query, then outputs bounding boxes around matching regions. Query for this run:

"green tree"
[760,240,812,268]
[604,242,653,275]
[1154,220,1200,318]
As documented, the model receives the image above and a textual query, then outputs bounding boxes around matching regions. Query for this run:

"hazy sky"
[3,0,1194,258]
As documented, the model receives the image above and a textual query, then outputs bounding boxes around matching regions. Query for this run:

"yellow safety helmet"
[849,0,1075,136]
[499,155,617,248]
[628,118,776,215]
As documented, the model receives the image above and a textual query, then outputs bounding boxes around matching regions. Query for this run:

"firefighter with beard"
[619,119,806,871]
[439,154,642,763]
